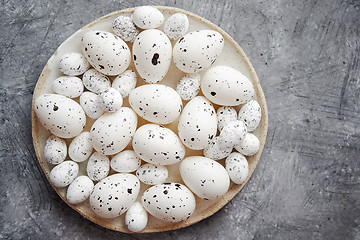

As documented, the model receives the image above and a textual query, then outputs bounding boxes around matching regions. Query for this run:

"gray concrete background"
[1,0,360,239]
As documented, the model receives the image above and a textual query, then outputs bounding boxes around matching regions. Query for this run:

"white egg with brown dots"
[34,94,86,138]
[66,175,94,205]
[86,152,110,181]
[112,15,139,42]
[204,136,233,161]
[234,133,260,156]
[217,106,238,131]
[43,135,67,165]
[68,131,93,163]
[136,163,168,185]
[132,6,164,29]
[111,150,141,173]
[82,69,111,94]
[49,161,79,188]
[218,120,247,149]
[141,183,196,222]
[53,76,84,98]
[59,52,90,76]
[176,73,201,101]
[125,202,148,232]
[112,70,137,98]
[81,31,131,76]
[164,13,189,40]
[99,87,123,112]
[225,152,249,184]
[89,173,140,218]
[79,91,105,119]
[201,65,255,106]
[238,100,262,132]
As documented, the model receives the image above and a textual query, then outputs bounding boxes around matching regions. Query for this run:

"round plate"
[32,6,268,233]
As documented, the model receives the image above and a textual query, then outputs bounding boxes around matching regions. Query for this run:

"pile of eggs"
[34,6,262,232]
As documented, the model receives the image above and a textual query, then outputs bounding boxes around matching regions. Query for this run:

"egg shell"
[133,29,172,83]
[132,6,164,29]
[141,183,196,222]
[49,160,79,188]
[217,106,237,131]
[201,65,255,106]
[66,175,94,205]
[43,135,67,165]
[59,52,90,76]
[68,131,93,163]
[234,133,260,156]
[112,16,139,42]
[87,152,110,181]
[82,69,111,94]
[180,156,230,201]
[132,124,185,165]
[34,94,86,138]
[176,73,201,101]
[125,202,148,232]
[112,70,137,98]
[238,100,262,132]
[81,31,131,76]
[90,173,140,218]
[136,163,168,185]
[203,136,233,160]
[225,152,249,184]
[79,91,105,119]
[99,87,123,112]
[218,120,247,149]
[173,30,224,73]
[111,150,141,173]
[90,107,137,155]
[164,13,189,40]
[178,96,217,150]
[53,76,84,98]
[129,84,182,124]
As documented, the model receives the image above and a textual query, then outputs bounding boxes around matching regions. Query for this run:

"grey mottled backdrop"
[1,0,360,239]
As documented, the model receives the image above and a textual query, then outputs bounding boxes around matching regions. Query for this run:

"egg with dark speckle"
[68,131,93,162]
[238,100,262,132]
[125,202,148,232]
[79,91,105,119]
[43,135,67,165]
[82,69,111,94]
[141,183,196,222]
[49,160,79,188]
[136,163,168,185]
[59,52,90,76]
[132,6,164,29]
[86,152,110,181]
[53,76,84,98]
[66,175,94,205]
[225,152,249,184]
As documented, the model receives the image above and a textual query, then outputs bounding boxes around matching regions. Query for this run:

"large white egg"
[132,124,185,165]
[133,29,172,83]
[34,94,86,138]
[90,173,140,218]
[81,31,131,76]
[90,107,137,155]
[180,156,230,201]
[129,84,182,124]
[201,66,255,106]
[173,30,224,73]
[178,96,217,150]
[141,183,196,222]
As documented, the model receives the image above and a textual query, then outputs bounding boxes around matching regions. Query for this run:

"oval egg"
[53,76,84,98]
[136,163,168,185]
[66,175,94,205]
[43,135,67,165]
[111,150,141,173]
[125,202,148,232]
[68,131,93,163]
[87,152,110,181]
[49,160,79,188]
[238,100,262,132]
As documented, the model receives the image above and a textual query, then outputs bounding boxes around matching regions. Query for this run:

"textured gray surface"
[1,0,360,239]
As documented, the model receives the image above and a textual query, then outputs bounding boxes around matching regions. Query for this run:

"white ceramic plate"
[32,6,268,233]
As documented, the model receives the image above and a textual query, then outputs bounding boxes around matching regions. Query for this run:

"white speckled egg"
[68,131,93,162]
[81,31,131,76]
[66,175,94,205]
[34,94,86,138]
[90,107,137,155]
[203,136,233,160]
[99,87,123,112]
[217,106,237,131]
[201,66,255,106]
[90,173,140,218]
[43,135,67,165]
[132,124,185,165]
[79,92,104,119]
[141,183,196,222]
[59,53,90,76]
[178,96,217,150]
[87,152,110,181]
[173,30,224,73]
[176,73,200,101]
[136,163,168,185]
[234,133,260,156]
[49,160,79,188]
[133,29,172,83]
[112,70,137,98]
[218,120,247,149]
[53,76,84,98]
[129,84,182,124]
[112,16,139,42]
[164,13,189,40]
[111,150,141,173]
[132,6,164,29]
[82,69,111,94]
[238,100,262,132]
[180,156,230,201]
[225,152,249,184]
[125,202,148,232]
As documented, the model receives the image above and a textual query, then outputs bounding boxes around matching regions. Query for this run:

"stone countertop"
[1,0,359,239]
